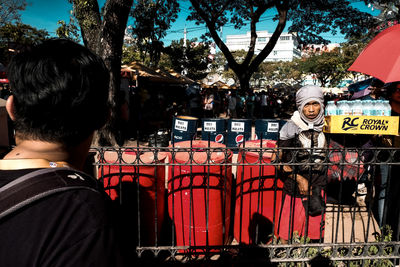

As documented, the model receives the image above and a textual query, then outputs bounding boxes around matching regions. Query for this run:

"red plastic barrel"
[234,140,284,244]
[98,149,166,245]
[168,140,232,249]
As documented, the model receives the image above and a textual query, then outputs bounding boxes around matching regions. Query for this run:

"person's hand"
[282,165,291,172]
[296,175,309,195]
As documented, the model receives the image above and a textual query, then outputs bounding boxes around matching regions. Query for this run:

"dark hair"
[7,39,110,145]
[385,82,400,97]
[371,78,384,88]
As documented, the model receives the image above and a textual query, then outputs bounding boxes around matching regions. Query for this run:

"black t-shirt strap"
[0,167,100,221]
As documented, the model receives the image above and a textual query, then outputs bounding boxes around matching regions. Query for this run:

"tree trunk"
[189,0,288,95]
[237,72,251,92]
[72,0,102,53]
[73,0,133,146]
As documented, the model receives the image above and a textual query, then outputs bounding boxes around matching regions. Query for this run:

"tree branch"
[249,0,288,74]
[242,1,268,67]
[189,0,239,72]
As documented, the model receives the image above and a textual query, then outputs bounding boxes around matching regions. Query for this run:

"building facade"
[225,31,301,62]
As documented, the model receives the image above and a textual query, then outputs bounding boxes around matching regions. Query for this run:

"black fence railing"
[91,144,400,265]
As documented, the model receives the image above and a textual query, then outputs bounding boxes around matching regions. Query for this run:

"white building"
[225,31,301,62]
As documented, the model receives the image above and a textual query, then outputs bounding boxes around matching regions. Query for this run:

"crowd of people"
[186,86,297,120]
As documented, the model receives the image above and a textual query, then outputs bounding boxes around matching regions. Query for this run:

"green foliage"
[0,0,27,27]
[0,22,48,44]
[209,50,250,85]
[299,48,347,87]
[162,38,211,81]
[276,231,319,267]
[129,0,179,67]
[342,42,368,80]
[0,22,49,64]
[187,0,376,92]
[276,226,395,267]
[121,44,141,65]
[259,59,305,86]
[56,13,81,42]
[288,1,374,45]
[71,0,101,30]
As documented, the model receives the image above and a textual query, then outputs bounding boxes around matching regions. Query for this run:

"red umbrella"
[348,24,400,83]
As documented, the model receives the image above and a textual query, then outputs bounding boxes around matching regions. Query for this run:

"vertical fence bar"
[136,146,141,247]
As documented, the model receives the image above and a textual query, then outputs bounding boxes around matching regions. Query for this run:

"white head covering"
[295,85,325,131]
[280,85,325,141]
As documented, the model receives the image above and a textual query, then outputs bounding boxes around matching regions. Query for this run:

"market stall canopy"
[165,70,195,85]
[348,24,400,83]
[121,62,186,84]
[322,87,344,95]
[154,68,189,85]
[200,82,211,89]
[210,81,231,90]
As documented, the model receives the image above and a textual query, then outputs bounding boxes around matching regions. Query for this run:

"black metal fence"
[92,143,400,266]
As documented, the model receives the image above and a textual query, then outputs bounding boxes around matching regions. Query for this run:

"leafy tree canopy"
[162,38,211,81]
[300,47,346,87]
[187,0,375,91]
[129,0,179,67]
[56,12,81,42]
[121,43,141,65]
[259,59,304,86]
[0,22,49,64]
[0,0,26,27]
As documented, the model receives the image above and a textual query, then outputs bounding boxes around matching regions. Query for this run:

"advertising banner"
[324,115,399,135]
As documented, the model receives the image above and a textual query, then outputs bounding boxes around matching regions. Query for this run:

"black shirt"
[0,168,125,267]
[279,133,327,197]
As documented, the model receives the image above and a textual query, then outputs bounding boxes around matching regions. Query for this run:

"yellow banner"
[324,115,399,135]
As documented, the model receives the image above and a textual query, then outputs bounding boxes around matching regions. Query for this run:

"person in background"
[0,39,128,266]
[227,90,237,118]
[378,82,400,240]
[388,82,400,117]
[186,85,202,118]
[236,92,245,118]
[362,79,385,101]
[245,91,255,120]
[203,88,214,118]
[212,87,221,118]
[260,91,269,118]
[276,85,327,243]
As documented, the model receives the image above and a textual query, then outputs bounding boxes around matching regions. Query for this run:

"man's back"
[0,168,124,267]
[1,39,128,266]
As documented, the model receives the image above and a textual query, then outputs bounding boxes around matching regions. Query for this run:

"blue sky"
[21,0,73,35]
[20,0,378,45]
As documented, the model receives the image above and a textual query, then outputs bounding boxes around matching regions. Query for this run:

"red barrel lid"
[102,149,166,164]
[239,140,277,159]
[168,140,231,163]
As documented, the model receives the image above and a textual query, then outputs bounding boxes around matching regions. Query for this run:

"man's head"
[296,85,324,124]
[302,100,321,120]
[387,82,400,103]
[7,39,110,146]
